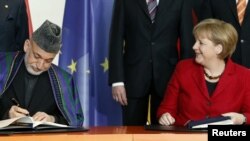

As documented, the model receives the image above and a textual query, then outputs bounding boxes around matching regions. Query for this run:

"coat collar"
[192,59,235,99]
[228,0,238,22]
[242,1,250,25]
[137,0,151,21]
[213,59,235,96]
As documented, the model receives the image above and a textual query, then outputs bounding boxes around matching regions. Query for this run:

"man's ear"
[23,40,30,52]
[215,44,223,54]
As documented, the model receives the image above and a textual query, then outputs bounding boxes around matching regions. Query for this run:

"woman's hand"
[222,112,246,125]
[158,112,175,125]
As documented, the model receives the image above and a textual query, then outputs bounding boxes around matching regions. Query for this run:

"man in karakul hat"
[0,20,83,127]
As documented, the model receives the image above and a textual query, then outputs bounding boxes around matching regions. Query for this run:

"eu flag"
[59,0,122,126]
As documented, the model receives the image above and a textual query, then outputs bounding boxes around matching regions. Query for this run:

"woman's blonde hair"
[193,18,238,59]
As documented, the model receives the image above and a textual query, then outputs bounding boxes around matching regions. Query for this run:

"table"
[0,126,207,141]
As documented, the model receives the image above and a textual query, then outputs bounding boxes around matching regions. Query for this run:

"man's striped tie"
[148,0,157,23]
[237,0,247,25]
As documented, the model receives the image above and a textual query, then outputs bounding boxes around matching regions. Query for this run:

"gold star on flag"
[100,58,109,72]
[68,59,77,74]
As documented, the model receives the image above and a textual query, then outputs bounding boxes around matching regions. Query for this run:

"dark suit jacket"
[191,0,203,20]
[0,0,29,51]
[109,0,194,98]
[199,0,250,68]
[157,59,250,126]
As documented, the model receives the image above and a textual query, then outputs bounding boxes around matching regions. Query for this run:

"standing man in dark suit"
[0,0,29,51]
[200,0,250,68]
[109,0,194,125]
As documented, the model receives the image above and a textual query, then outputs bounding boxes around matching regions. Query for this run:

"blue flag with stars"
[59,0,122,126]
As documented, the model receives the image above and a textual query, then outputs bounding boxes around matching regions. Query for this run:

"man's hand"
[9,105,29,118]
[159,113,175,125]
[32,112,55,122]
[112,85,128,106]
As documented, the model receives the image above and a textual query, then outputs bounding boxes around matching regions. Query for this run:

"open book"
[0,116,69,130]
[187,116,234,129]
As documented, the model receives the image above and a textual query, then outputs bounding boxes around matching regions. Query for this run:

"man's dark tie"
[148,0,157,22]
[237,0,247,25]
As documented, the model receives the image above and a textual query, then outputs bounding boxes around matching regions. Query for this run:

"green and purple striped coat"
[0,52,83,127]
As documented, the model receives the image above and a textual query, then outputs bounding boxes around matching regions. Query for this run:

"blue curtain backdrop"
[59,0,122,126]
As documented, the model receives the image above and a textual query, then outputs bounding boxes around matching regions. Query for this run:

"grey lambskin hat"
[32,20,62,53]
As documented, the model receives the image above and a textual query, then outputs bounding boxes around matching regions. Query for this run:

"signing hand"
[159,113,175,125]
[112,85,127,106]
[32,112,55,122]
[9,105,29,118]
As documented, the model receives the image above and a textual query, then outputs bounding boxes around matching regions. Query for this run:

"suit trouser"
[122,84,162,125]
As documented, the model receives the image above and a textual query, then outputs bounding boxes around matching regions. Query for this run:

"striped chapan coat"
[0,52,83,127]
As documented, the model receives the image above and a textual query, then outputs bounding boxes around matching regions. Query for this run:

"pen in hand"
[11,98,30,116]
[11,98,20,107]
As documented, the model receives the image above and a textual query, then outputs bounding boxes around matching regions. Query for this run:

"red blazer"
[157,59,250,126]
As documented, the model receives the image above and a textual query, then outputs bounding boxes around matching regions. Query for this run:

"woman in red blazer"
[157,18,250,126]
